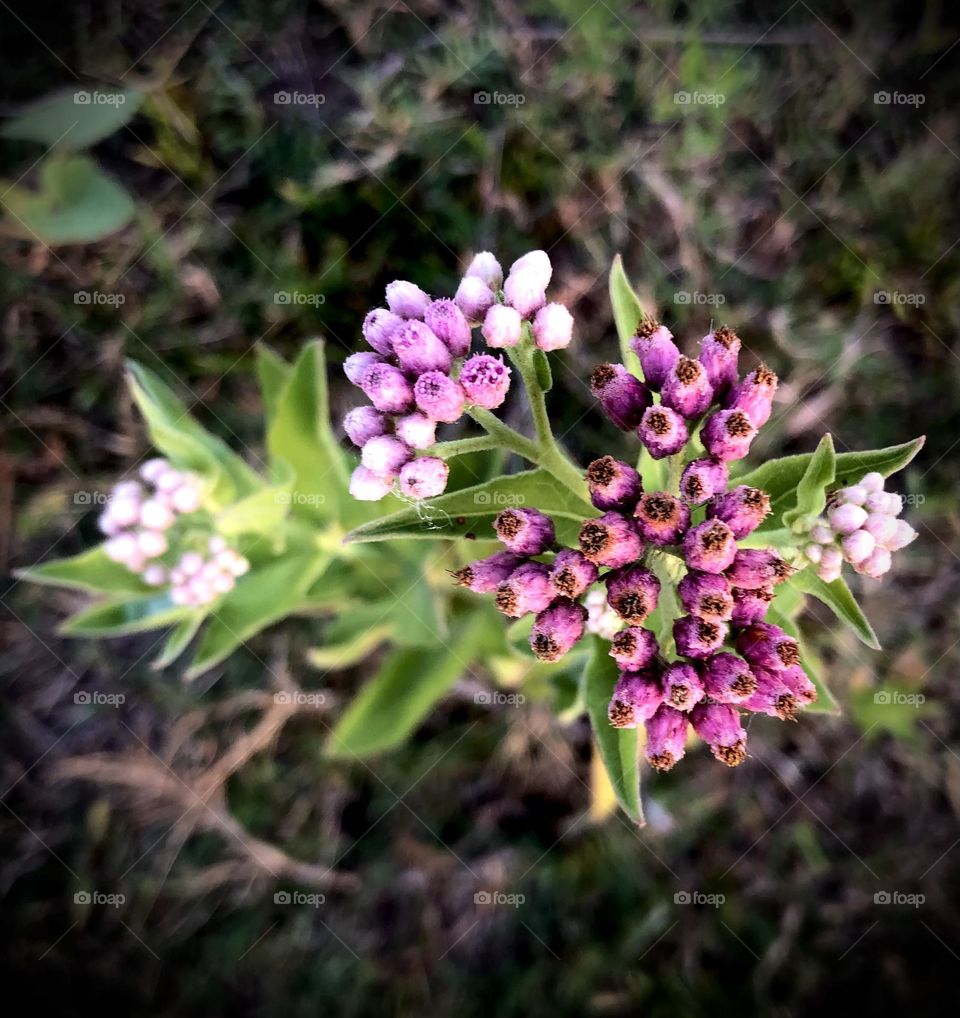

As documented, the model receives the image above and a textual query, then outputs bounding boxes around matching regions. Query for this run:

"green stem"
[508,340,554,449]
[431,435,501,460]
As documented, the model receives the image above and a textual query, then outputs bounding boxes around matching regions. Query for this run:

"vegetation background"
[2,0,959,1014]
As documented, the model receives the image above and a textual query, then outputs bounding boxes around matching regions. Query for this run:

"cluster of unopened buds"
[798,473,917,581]
[343,250,574,501]
[454,320,825,772]
[99,457,248,606]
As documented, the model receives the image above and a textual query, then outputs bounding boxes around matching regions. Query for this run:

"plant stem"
[431,435,501,460]
[508,340,554,449]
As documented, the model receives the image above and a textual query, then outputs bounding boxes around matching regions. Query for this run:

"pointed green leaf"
[16,546,150,596]
[152,613,207,670]
[60,593,192,636]
[789,568,880,650]
[1,87,143,149]
[608,254,645,376]
[254,344,292,427]
[583,636,643,824]
[783,433,836,527]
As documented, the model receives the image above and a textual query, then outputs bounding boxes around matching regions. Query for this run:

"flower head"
[494,507,556,555]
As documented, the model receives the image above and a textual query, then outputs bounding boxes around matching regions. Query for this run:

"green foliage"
[0,87,143,148]
[783,433,836,528]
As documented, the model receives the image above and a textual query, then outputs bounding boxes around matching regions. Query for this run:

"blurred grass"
[3,0,960,1014]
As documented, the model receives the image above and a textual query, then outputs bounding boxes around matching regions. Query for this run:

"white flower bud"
[395,413,437,451]
[859,471,884,493]
[838,485,867,505]
[828,503,867,535]
[863,513,897,545]
[820,545,843,570]
[142,564,167,587]
[140,499,175,531]
[349,464,393,502]
[804,543,823,564]
[465,251,503,290]
[140,458,169,483]
[883,519,917,552]
[856,547,892,578]
[170,585,195,606]
[179,551,204,576]
[817,560,842,583]
[104,534,138,564]
[810,522,835,544]
[212,573,235,594]
[110,497,142,528]
[156,468,184,493]
[137,530,168,558]
[841,529,875,564]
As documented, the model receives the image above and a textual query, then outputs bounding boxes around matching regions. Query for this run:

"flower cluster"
[99,457,248,605]
[456,321,830,772]
[344,250,574,501]
[800,472,917,581]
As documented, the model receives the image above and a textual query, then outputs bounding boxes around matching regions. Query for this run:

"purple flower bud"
[386,279,431,319]
[465,251,503,290]
[548,549,598,599]
[608,669,662,728]
[360,363,415,414]
[395,413,436,450]
[398,457,449,499]
[662,661,706,711]
[634,492,690,546]
[661,356,714,418]
[736,622,800,672]
[579,512,643,569]
[728,363,778,428]
[459,353,511,409]
[454,276,496,324]
[679,458,729,505]
[503,250,551,317]
[842,528,875,564]
[725,549,791,589]
[343,406,389,447]
[678,571,734,622]
[344,351,383,385]
[674,615,728,659]
[682,520,737,574]
[701,409,757,461]
[349,465,393,501]
[730,585,774,627]
[630,319,679,391]
[392,320,453,375]
[698,326,741,393]
[362,308,403,355]
[590,363,649,431]
[828,503,867,535]
[494,507,556,555]
[530,597,588,661]
[494,562,554,618]
[702,652,758,704]
[778,663,817,705]
[453,551,526,593]
[532,302,574,351]
[644,705,689,771]
[481,304,523,349]
[741,666,798,720]
[706,485,771,538]
[424,298,472,359]
[604,565,660,625]
[586,456,642,512]
[361,435,412,476]
[609,627,659,670]
[638,405,688,459]
[690,703,747,766]
[413,371,465,423]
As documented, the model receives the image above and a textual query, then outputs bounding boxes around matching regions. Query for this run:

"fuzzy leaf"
[60,594,192,636]
[16,546,151,596]
[608,254,645,376]
[152,614,207,670]
[789,568,880,650]
[783,433,836,527]
[254,344,292,427]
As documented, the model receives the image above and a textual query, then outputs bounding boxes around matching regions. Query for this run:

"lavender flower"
[736,622,800,672]
[638,406,688,459]
[644,705,689,771]
[459,354,511,409]
[465,251,503,290]
[424,299,472,359]
[678,571,734,622]
[392,320,453,375]
[701,409,757,461]
[730,585,774,627]
[344,351,383,385]
[725,549,791,589]
[455,275,496,324]
[604,565,660,625]
[586,456,642,512]
[682,519,737,574]
[482,304,522,349]
[362,308,403,355]
[674,616,728,659]
[349,465,394,501]
[386,280,431,319]
[398,457,449,499]
[698,326,741,393]
[661,356,714,418]
[360,363,415,414]
[690,703,747,766]
[548,549,598,599]
[679,457,729,505]
[608,670,663,729]
[494,562,554,617]
[630,319,679,390]
[494,507,556,555]
[706,485,771,538]
[661,661,705,711]
[634,492,690,546]
[779,663,817,706]
[702,652,758,704]
[395,413,437,450]
[741,667,798,720]
[503,250,551,317]
[609,627,659,670]
[530,598,588,661]
[532,302,574,351]
[590,363,649,431]
[413,371,465,423]
[453,551,526,593]
[728,363,778,428]
[579,513,643,568]
[343,406,390,447]
[361,435,412,477]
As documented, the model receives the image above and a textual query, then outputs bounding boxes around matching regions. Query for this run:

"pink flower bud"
[349,465,393,501]
[706,485,771,538]
[679,457,729,505]
[841,528,875,564]
[690,702,747,766]
[453,551,525,593]
[413,371,465,423]
[838,485,868,505]
[529,598,588,661]
[424,298,472,358]
[810,522,834,544]
[604,565,660,625]
[662,661,705,711]
[494,507,555,555]
[386,280,431,319]
[883,519,917,551]
[820,545,843,569]
[494,562,554,617]
[634,492,690,546]
[481,304,523,349]
[817,560,842,583]
[644,705,689,771]
[170,483,201,514]
[361,435,412,476]
[701,409,757,461]
[362,308,404,355]
[741,666,798,720]
[395,413,436,450]
[703,653,758,704]
[454,275,496,324]
[736,622,800,672]
[804,543,823,564]
[532,302,574,351]
[856,546,892,578]
[98,512,122,536]
[137,529,168,558]
[156,469,183,493]
[140,499,175,531]
[179,551,204,576]
[503,250,551,317]
[730,585,774,627]
[548,549,598,599]
[140,459,168,484]
[828,503,867,535]
[862,512,898,546]
[859,471,884,493]
[630,320,679,391]
[638,406,688,459]
[779,663,817,705]
[392,320,453,375]
[586,456,643,513]
[142,564,168,587]
[359,363,415,414]
[104,533,138,565]
[209,536,227,554]
[591,363,650,432]
[465,251,503,290]
[682,520,737,574]
[398,457,449,499]
[678,571,734,622]
[661,356,714,418]
[674,615,728,659]
[727,363,778,428]
[725,548,791,589]
[343,406,390,447]
[459,353,511,409]
[698,326,741,393]
[609,627,658,670]
[109,497,142,528]
[579,512,643,568]
[114,480,144,501]
[344,351,383,385]
[608,669,663,728]
[170,586,195,607]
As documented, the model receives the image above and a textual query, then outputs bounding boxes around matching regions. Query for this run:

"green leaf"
[185,552,332,680]
[61,593,192,637]
[306,623,394,671]
[583,636,643,824]
[645,549,684,655]
[254,344,292,426]
[325,610,495,759]
[737,437,924,530]
[152,613,207,670]
[1,87,143,149]
[16,546,150,596]
[344,468,595,547]
[265,340,347,520]
[214,461,294,536]
[789,568,881,650]
[783,433,836,527]
[2,154,135,244]
[608,254,645,376]
[532,348,553,392]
